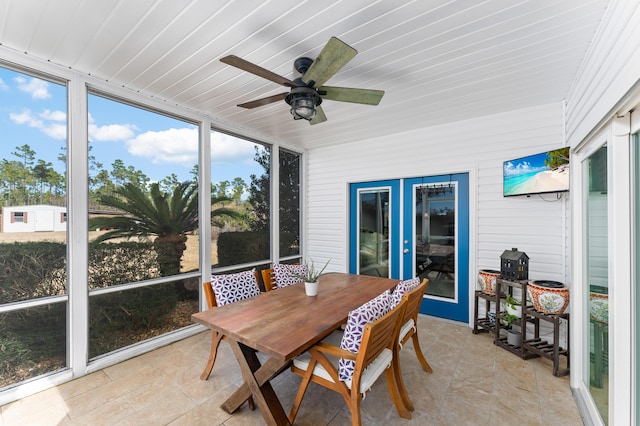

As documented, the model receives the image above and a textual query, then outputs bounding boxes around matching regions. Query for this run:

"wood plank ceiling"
[0,0,610,150]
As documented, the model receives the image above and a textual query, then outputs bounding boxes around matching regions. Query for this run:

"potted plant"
[292,258,330,296]
[505,294,522,317]
[502,310,522,347]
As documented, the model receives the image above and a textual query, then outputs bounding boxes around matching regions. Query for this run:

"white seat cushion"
[293,330,393,394]
[398,318,415,345]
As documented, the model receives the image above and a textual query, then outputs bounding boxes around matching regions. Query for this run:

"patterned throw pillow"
[338,290,392,381]
[391,277,421,307]
[273,263,308,289]
[210,269,260,306]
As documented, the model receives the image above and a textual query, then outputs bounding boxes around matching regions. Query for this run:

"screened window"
[210,131,271,269]
[87,93,200,358]
[279,148,301,260]
[0,66,68,388]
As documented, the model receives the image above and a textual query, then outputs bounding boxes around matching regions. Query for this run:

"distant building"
[2,205,67,233]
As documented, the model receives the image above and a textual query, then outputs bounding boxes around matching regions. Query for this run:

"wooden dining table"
[191,272,399,426]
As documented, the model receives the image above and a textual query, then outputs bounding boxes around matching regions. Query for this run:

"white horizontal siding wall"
[305,102,570,324]
[566,0,640,146]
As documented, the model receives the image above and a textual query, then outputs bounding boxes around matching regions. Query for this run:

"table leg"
[223,339,291,426]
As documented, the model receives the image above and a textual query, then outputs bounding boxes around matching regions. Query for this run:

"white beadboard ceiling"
[0,0,610,150]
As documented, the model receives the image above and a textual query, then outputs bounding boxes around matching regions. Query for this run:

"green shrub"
[0,242,67,304]
[89,280,177,332]
[88,241,159,288]
[0,240,186,384]
[217,231,270,266]
[0,302,66,388]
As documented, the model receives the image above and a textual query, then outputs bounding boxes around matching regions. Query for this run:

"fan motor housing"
[294,57,314,75]
[285,86,322,107]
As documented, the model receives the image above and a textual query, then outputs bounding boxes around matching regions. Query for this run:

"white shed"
[2,205,67,233]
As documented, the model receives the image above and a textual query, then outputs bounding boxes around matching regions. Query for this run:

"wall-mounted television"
[503,147,570,197]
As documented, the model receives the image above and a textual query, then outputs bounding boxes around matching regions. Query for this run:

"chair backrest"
[352,297,407,388]
[272,263,307,289]
[203,270,260,308]
[262,264,307,291]
[261,268,276,292]
[400,279,428,328]
[339,290,393,380]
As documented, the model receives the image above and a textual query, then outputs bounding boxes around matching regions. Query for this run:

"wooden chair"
[392,278,431,412]
[261,264,305,292]
[260,268,276,292]
[200,270,261,380]
[288,297,410,425]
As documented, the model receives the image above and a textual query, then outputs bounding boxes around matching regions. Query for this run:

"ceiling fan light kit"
[285,86,322,121]
[221,37,384,125]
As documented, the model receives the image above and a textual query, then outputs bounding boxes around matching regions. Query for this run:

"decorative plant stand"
[474,277,571,376]
[473,278,539,360]
[522,308,570,376]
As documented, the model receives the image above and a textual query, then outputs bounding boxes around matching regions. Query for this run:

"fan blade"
[302,37,357,88]
[319,86,384,105]
[221,55,297,88]
[238,93,288,109]
[310,105,327,125]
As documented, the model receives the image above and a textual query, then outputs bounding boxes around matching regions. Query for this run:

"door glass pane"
[585,144,608,421]
[415,183,456,299]
[358,189,390,277]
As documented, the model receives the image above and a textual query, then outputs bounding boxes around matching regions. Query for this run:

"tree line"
[0,143,300,247]
[0,143,251,209]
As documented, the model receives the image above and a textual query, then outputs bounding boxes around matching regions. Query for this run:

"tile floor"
[0,316,583,425]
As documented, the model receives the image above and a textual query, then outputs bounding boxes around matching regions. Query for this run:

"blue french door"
[402,174,469,322]
[350,173,469,322]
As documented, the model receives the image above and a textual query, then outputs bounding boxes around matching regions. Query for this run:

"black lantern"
[500,248,529,280]
[285,86,322,121]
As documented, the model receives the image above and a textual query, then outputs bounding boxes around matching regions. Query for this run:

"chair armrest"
[312,342,356,360]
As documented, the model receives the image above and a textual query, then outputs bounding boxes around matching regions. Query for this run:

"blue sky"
[0,67,263,185]
[503,151,549,177]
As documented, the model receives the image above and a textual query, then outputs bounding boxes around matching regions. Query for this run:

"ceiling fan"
[220,37,384,125]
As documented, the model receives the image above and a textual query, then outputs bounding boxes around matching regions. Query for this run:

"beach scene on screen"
[503,148,570,196]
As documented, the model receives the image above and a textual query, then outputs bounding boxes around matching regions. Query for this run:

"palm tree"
[89,181,239,279]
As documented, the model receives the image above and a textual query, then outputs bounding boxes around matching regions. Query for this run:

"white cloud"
[0,78,9,91]
[42,123,67,139]
[9,109,43,128]
[14,76,51,100]
[9,108,67,140]
[503,160,544,176]
[126,127,199,167]
[89,123,137,141]
[117,128,259,170]
[40,109,66,121]
[211,132,258,163]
